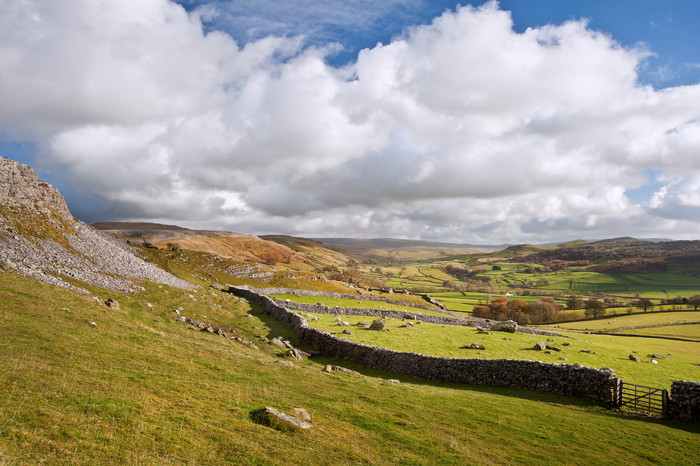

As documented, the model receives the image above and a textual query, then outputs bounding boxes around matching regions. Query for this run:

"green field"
[304,312,700,388]
[553,311,700,332]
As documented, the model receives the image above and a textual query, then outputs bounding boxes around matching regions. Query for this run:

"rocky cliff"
[0,156,192,292]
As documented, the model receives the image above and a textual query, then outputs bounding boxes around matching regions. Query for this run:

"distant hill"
[94,223,352,271]
[314,237,503,259]
[509,237,700,274]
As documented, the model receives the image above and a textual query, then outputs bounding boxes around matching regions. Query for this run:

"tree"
[635,298,653,312]
[566,295,584,310]
[688,295,700,310]
[584,299,606,318]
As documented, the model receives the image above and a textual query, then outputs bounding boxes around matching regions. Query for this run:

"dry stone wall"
[251,286,439,311]
[230,285,618,404]
[251,286,560,336]
[272,299,475,327]
[667,380,700,421]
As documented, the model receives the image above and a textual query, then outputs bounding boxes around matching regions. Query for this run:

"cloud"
[1,0,699,243]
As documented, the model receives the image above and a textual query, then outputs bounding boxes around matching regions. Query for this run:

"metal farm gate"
[613,380,669,418]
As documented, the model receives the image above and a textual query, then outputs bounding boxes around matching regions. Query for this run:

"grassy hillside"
[2,269,699,464]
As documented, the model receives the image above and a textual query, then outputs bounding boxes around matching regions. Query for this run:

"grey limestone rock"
[491,320,518,333]
[369,319,386,331]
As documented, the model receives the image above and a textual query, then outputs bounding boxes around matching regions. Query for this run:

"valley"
[0,156,698,464]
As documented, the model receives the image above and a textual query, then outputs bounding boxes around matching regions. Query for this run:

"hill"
[0,157,191,293]
[512,237,700,274]
[315,237,501,262]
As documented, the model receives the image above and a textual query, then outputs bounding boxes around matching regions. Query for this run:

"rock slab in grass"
[491,320,518,333]
[629,354,641,362]
[534,342,547,351]
[254,407,312,430]
[461,343,485,350]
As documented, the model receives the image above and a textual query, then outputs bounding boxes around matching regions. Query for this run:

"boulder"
[651,353,665,360]
[629,354,641,362]
[177,316,186,322]
[253,407,311,430]
[269,337,287,348]
[534,342,547,351]
[461,343,485,350]
[545,344,561,352]
[491,320,517,333]
[342,329,353,335]
[104,298,119,310]
[369,319,387,331]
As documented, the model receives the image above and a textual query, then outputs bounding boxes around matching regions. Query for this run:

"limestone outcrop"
[0,156,192,292]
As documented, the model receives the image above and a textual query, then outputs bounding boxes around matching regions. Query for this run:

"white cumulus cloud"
[1,0,699,243]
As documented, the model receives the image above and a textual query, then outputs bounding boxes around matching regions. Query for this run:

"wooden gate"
[613,380,669,418]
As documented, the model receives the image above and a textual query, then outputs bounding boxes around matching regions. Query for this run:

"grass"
[553,311,700,332]
[304,313,700,388]
[1,270,699,464]
[617,324,700,340]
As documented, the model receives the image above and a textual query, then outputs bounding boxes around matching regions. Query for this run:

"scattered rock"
[104,298,119,310]
[383,379,400,384]
[324,365,361,375]
[461,343,485,350]
[369,319,387,331]
[545,344,561,352]
[273,360,294,367]
[491,320,518,333]
[253,407,311,430]
[558,357,568,361]
[534,342,547,351]
[545,350,554,355]
[177,316,186,322]
[651,360,658,365]
[338,321,350,327]
[89,321,97,327]
[357,321,369,327]
[651,353,665,360]
[342,329,353,335]
[562,342,570,346]
[580,350,596,354]
[547,338,556,342]
[502,337,512,341]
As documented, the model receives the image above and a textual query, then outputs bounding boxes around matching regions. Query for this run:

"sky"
[1,0,699,245]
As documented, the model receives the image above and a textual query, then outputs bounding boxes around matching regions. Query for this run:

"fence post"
[614,379,622,408]
[662,388,669,419]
